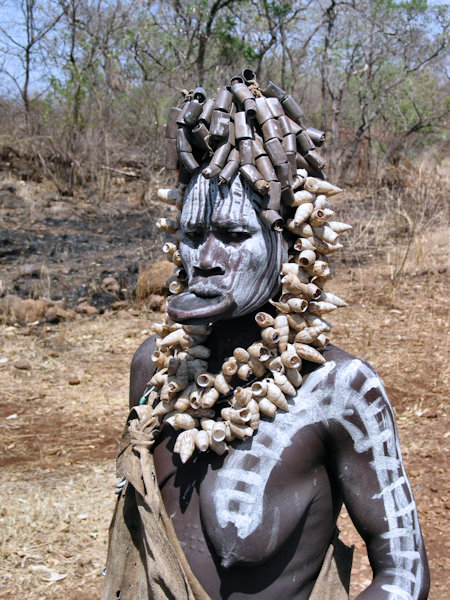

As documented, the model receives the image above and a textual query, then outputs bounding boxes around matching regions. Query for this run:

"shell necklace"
[143,174,351,463]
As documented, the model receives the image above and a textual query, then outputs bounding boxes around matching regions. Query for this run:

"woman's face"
[167,173,285,324]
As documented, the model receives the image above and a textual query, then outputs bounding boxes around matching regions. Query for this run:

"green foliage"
[0,0,447,186]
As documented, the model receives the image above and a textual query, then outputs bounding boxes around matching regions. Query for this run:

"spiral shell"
[295,325,327,344]
[269,300,291,313]
[197,372,215,388]
[328,221,352,234]
[280,263,309,282]
[307,301,337,315]
[248,341,268,360]
[312,333,330,348]
[167,356,181,376]
[246,399,260,430]
[314,195,329,209]
[297,249,317,268]
[258,397,277,418]
[268,355,285,373]
[209,438,228,456]
[183,323,212,336]
[172,250,183,266]
[166,412,198,431]
[211,421,227,443]
[233,347,250,362]
[286,220,314,237]
[251,380,267,398]
[158,187,182,205]
[280,343,302,369]
[274,314,289,352]
[291,169,308,190]
[293,342,326,364]
[312,225,338,245]
[319,290,347,307]
[229,407,252,424]
[234,386,253,407]
[287,312,307,331]
[150,368,168,388]
[273,371,296,396]
[195,429,210,452]
[189,386,202,409]
[222,357,238,377]
[159,329,191,350]
[248,356,267,378]
[261,327,280,347]
[291,189,315,206]
[214,372,231,395]
[304,177,342,196]
[309,208,334,227]
[175,429,197,463]
[168,279,186,296]
[200,387,220,408]
[151,350,169,368]
[293,202,314,226]
[255,312,275,328]
[311,261,333,280]
[266,379,289,410]
[200,418,215,432]
[282,273,306,295]
[303,312,332,331]
[228,422,254,440]
[237,363,252,380]
[286,298,308,313]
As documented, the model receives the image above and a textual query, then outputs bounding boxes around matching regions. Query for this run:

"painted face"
[167,173,286,324]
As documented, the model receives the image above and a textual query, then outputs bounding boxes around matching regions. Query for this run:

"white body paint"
[212,359,422,600]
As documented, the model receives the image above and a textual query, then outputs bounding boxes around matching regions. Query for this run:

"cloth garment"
[101,404,353,600]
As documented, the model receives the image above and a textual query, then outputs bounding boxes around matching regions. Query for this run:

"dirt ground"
[0,173,448,599]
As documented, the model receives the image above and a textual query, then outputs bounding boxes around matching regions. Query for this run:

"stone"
[45,305,76,322]
[75,302,99,316]
[14,360,31,370]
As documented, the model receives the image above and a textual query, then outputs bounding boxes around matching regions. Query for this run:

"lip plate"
[167,292,235,325]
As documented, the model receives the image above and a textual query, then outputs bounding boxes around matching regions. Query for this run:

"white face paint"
[211,359,423,599]
[178,173,286,320]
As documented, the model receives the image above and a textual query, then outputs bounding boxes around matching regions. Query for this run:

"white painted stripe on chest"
[213,360,338,538]
[211,357,423,599]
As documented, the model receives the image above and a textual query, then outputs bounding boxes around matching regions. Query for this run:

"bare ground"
[0,173,448,599]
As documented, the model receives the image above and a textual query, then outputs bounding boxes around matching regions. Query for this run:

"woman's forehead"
[181,174,261,229]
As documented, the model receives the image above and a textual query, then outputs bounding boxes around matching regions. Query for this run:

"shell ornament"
[142,69,352,463]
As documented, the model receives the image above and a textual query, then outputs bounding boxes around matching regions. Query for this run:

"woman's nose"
[195,234,225,275]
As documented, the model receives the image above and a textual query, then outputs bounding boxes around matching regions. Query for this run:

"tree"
[0,0,63,128]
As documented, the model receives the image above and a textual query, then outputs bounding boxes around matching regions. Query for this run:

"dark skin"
[127,173,429,599]
[129,318,430,600]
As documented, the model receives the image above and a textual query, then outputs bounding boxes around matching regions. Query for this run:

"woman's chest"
[155,415,331,567]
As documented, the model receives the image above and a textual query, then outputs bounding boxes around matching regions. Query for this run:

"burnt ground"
[0,178,168,310]
[0,173,448,599]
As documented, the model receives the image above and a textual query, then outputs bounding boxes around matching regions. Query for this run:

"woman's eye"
[228,231,250,241]
[185,230,203,241]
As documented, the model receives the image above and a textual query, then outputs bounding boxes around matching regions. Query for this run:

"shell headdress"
[144,68,351,463]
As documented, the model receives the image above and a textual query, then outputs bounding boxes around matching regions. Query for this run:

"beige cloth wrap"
[101,404,353,600]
